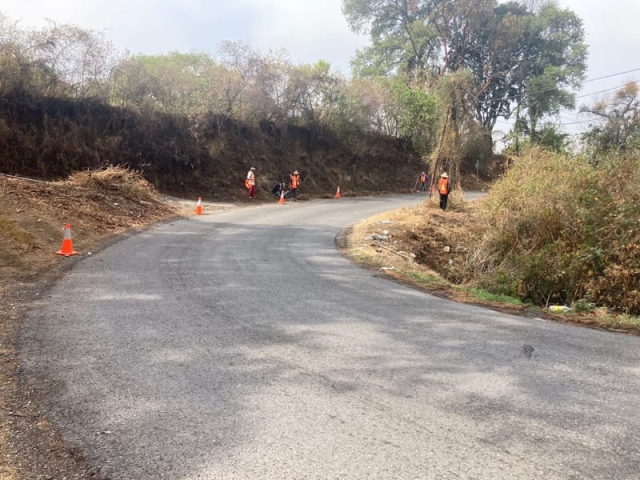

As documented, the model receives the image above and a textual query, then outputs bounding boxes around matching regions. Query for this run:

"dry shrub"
[584,156,640,313]
[68,165,157,199]
[467,148,640,314]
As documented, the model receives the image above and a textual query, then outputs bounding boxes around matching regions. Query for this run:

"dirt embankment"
[0,93,434,201]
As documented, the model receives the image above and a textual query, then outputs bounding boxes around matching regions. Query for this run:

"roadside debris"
[367,234,389,242]
[548,305,572,313]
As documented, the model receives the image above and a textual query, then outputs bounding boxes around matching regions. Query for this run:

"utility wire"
[466,68,640,132]
[575,83,632,99]
[583,67,640,83]
[472,67,640,107]
[557,118,599,126]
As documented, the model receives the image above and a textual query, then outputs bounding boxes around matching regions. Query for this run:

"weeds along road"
[22,194,640,480]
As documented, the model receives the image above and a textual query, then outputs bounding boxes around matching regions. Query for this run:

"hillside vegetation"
[0,91,427,198]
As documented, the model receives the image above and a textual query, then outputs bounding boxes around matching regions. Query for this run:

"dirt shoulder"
[343,195,640,336]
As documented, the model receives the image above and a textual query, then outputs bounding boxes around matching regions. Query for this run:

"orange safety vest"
[420,173,427,183]
[438,178,450,195]
[290,174,300,188]
[246,171,255,187]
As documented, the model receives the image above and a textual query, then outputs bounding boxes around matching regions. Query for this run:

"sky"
[2,0,640,134]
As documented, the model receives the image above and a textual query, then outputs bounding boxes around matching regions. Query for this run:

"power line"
[473,67,640,107]
[494,113,588,128]
[559,117,582,124]
[471,67,640,132]
[575,83,632,99]
[558,118,598,126]
[482,77,640,132]
[583,67,640,83]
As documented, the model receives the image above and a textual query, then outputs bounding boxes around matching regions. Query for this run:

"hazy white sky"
[2,0,639,132]
[1,0,370,71]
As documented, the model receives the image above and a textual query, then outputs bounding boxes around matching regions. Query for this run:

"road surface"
[22,195,640,479]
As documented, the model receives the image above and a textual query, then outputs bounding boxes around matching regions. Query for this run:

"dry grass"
[347,196,529,312]
[350,194,480,278]
[68,165,157,198]
[0,216,37,248]
[472,149,640,315]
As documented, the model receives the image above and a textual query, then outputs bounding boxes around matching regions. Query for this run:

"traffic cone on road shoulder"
[278,191,286,204]
[55,223,79,257]
[195,197,203,215]
[335,186,341,199]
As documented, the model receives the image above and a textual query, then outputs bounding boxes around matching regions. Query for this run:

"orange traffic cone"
[278,191,286,204]
[195,197,203,215]
[55,223,79,257]
[335,186,341,199]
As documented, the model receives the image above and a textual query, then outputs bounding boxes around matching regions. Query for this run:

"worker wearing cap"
[246,167,256,198]
[289,170,301,200]
[438,172,451,210]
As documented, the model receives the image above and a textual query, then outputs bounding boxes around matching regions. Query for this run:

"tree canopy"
[342,0,587,136]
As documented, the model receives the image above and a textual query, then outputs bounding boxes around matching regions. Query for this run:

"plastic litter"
[548,305,572,313]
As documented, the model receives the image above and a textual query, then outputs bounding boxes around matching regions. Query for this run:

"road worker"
[246,167,256,198]
[289,170,301,200]
[438,172,451,210]
[419,171,429,192]
[272,181,283,198]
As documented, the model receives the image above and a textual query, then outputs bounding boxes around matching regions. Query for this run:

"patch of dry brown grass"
[348,198,500,305]
[351,197,480,275]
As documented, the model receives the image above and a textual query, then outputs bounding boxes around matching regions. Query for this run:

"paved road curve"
[22,195,640,479]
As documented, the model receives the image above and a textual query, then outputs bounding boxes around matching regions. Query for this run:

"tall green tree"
[342,0,587,137]
[518,2,588,140]
[343,0,438,80]
[391,78,439,152]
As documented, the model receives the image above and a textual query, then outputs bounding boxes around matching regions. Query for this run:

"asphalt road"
[22,194,640,480]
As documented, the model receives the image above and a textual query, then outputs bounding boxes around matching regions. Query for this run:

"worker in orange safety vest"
[418,171,429,192]
[246,167,256,198]
[289,170,301,200]
[438,172,451,210]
